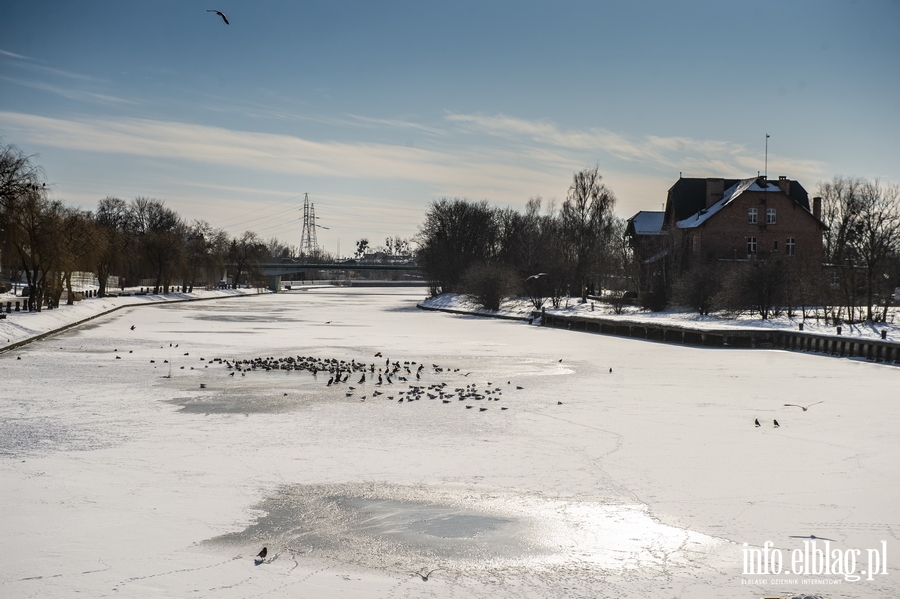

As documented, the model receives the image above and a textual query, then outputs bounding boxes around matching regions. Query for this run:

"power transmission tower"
[299,193,318,257]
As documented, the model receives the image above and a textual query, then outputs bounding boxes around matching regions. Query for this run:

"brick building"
[665,175,826,264]
[628,176,826,264]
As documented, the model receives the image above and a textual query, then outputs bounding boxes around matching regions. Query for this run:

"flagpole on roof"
[765,134,769,179]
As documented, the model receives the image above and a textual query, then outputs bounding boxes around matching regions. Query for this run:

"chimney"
[757,175,768,189]
[777,175,790,195]
[813,196,822,221]
[705,177,724,208]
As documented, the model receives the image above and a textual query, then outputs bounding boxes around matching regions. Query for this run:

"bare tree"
[354,238,369,259]
[57,208,101,305]
[1,143,45,289]
[819,177,900,322]
[560,167,616,302]
[416,198,499,295]
[854,181,900,321]
[94,197,132,297]
[130,197,184,293]
[7,190,64,311]
[228,231,266,288]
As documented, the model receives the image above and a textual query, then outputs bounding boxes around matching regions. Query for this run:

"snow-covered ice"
[1,288,897,598]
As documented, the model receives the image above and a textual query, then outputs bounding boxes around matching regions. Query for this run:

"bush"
[672,263,723,315]
[460,262,519,311]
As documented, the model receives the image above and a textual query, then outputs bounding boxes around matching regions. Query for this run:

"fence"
[537,311,900,365]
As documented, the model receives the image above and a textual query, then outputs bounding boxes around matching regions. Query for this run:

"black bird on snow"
[609,367,612,373]
[557,401,563,405]
[774,419,780,428]
[254,546,266,563]
[754,418,760,427]
[130,325,135,330]
[207,10,229,24]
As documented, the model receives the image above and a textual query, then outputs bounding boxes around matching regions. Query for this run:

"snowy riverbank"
[420,293,900,342]
[0,287,266,351]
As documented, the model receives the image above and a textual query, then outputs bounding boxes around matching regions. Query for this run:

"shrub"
[460,262,519,311]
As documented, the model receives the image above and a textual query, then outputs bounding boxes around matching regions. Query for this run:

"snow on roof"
[630,211,666,235]
[676,178,782,229]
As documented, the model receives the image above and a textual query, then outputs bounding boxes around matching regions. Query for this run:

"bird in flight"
[410,567,441,581]
[524,273,548,282]
[784,401,823,411]
[207,10,229,24]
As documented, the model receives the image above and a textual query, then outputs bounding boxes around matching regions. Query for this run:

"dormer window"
[766,208,776,224]
[748,208,758,224]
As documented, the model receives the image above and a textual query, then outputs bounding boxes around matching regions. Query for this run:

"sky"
[1,0,898,256]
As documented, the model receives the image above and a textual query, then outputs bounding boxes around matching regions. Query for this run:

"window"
[748,208,758,224]
[786,237,795,256]
[766,208,776,224]
[747,237,757,254]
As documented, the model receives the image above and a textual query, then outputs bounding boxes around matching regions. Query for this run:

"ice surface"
[1,289,897,598]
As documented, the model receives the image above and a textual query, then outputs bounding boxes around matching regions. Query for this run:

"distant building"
[665,175,825,264]
[626,175,827,304]
[629,175,826,264]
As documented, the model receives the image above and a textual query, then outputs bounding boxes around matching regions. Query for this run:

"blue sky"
[2,0,898,255]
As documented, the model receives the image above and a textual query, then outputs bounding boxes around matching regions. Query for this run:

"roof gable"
[669,176,813,229]
[627,211,665,235]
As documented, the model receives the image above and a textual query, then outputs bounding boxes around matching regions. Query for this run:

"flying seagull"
[410,567,441,581]
[524,273,548,282]
[784,401,823,411]
[207,10,229,24]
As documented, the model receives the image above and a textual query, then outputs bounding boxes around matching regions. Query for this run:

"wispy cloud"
[444,112,825,183]
[347,115,447,136]
[1,77,137,106]
[0,49,102,82]
[0,48,33,60]
[0,109,828,226]
[0,111,559,202]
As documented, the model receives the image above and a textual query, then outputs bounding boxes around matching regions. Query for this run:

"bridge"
[251,261,421,291]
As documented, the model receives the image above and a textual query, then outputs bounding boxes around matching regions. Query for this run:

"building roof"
[627,211,666,235]
[677,178,784,229]
[666,176,811,225]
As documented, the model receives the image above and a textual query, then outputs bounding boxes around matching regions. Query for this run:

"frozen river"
[2,288,898,598]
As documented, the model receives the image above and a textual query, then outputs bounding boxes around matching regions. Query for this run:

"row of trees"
[0,143,294,311]
[416,167,628,310]
[417,167,900,323]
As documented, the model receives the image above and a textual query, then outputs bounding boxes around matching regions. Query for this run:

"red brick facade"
[666,176,825,265]
[686,187,824,263]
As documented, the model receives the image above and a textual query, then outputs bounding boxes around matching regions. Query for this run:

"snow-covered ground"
[2,288,897,598]
[422,293,900,342]
[0,287,264,349]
